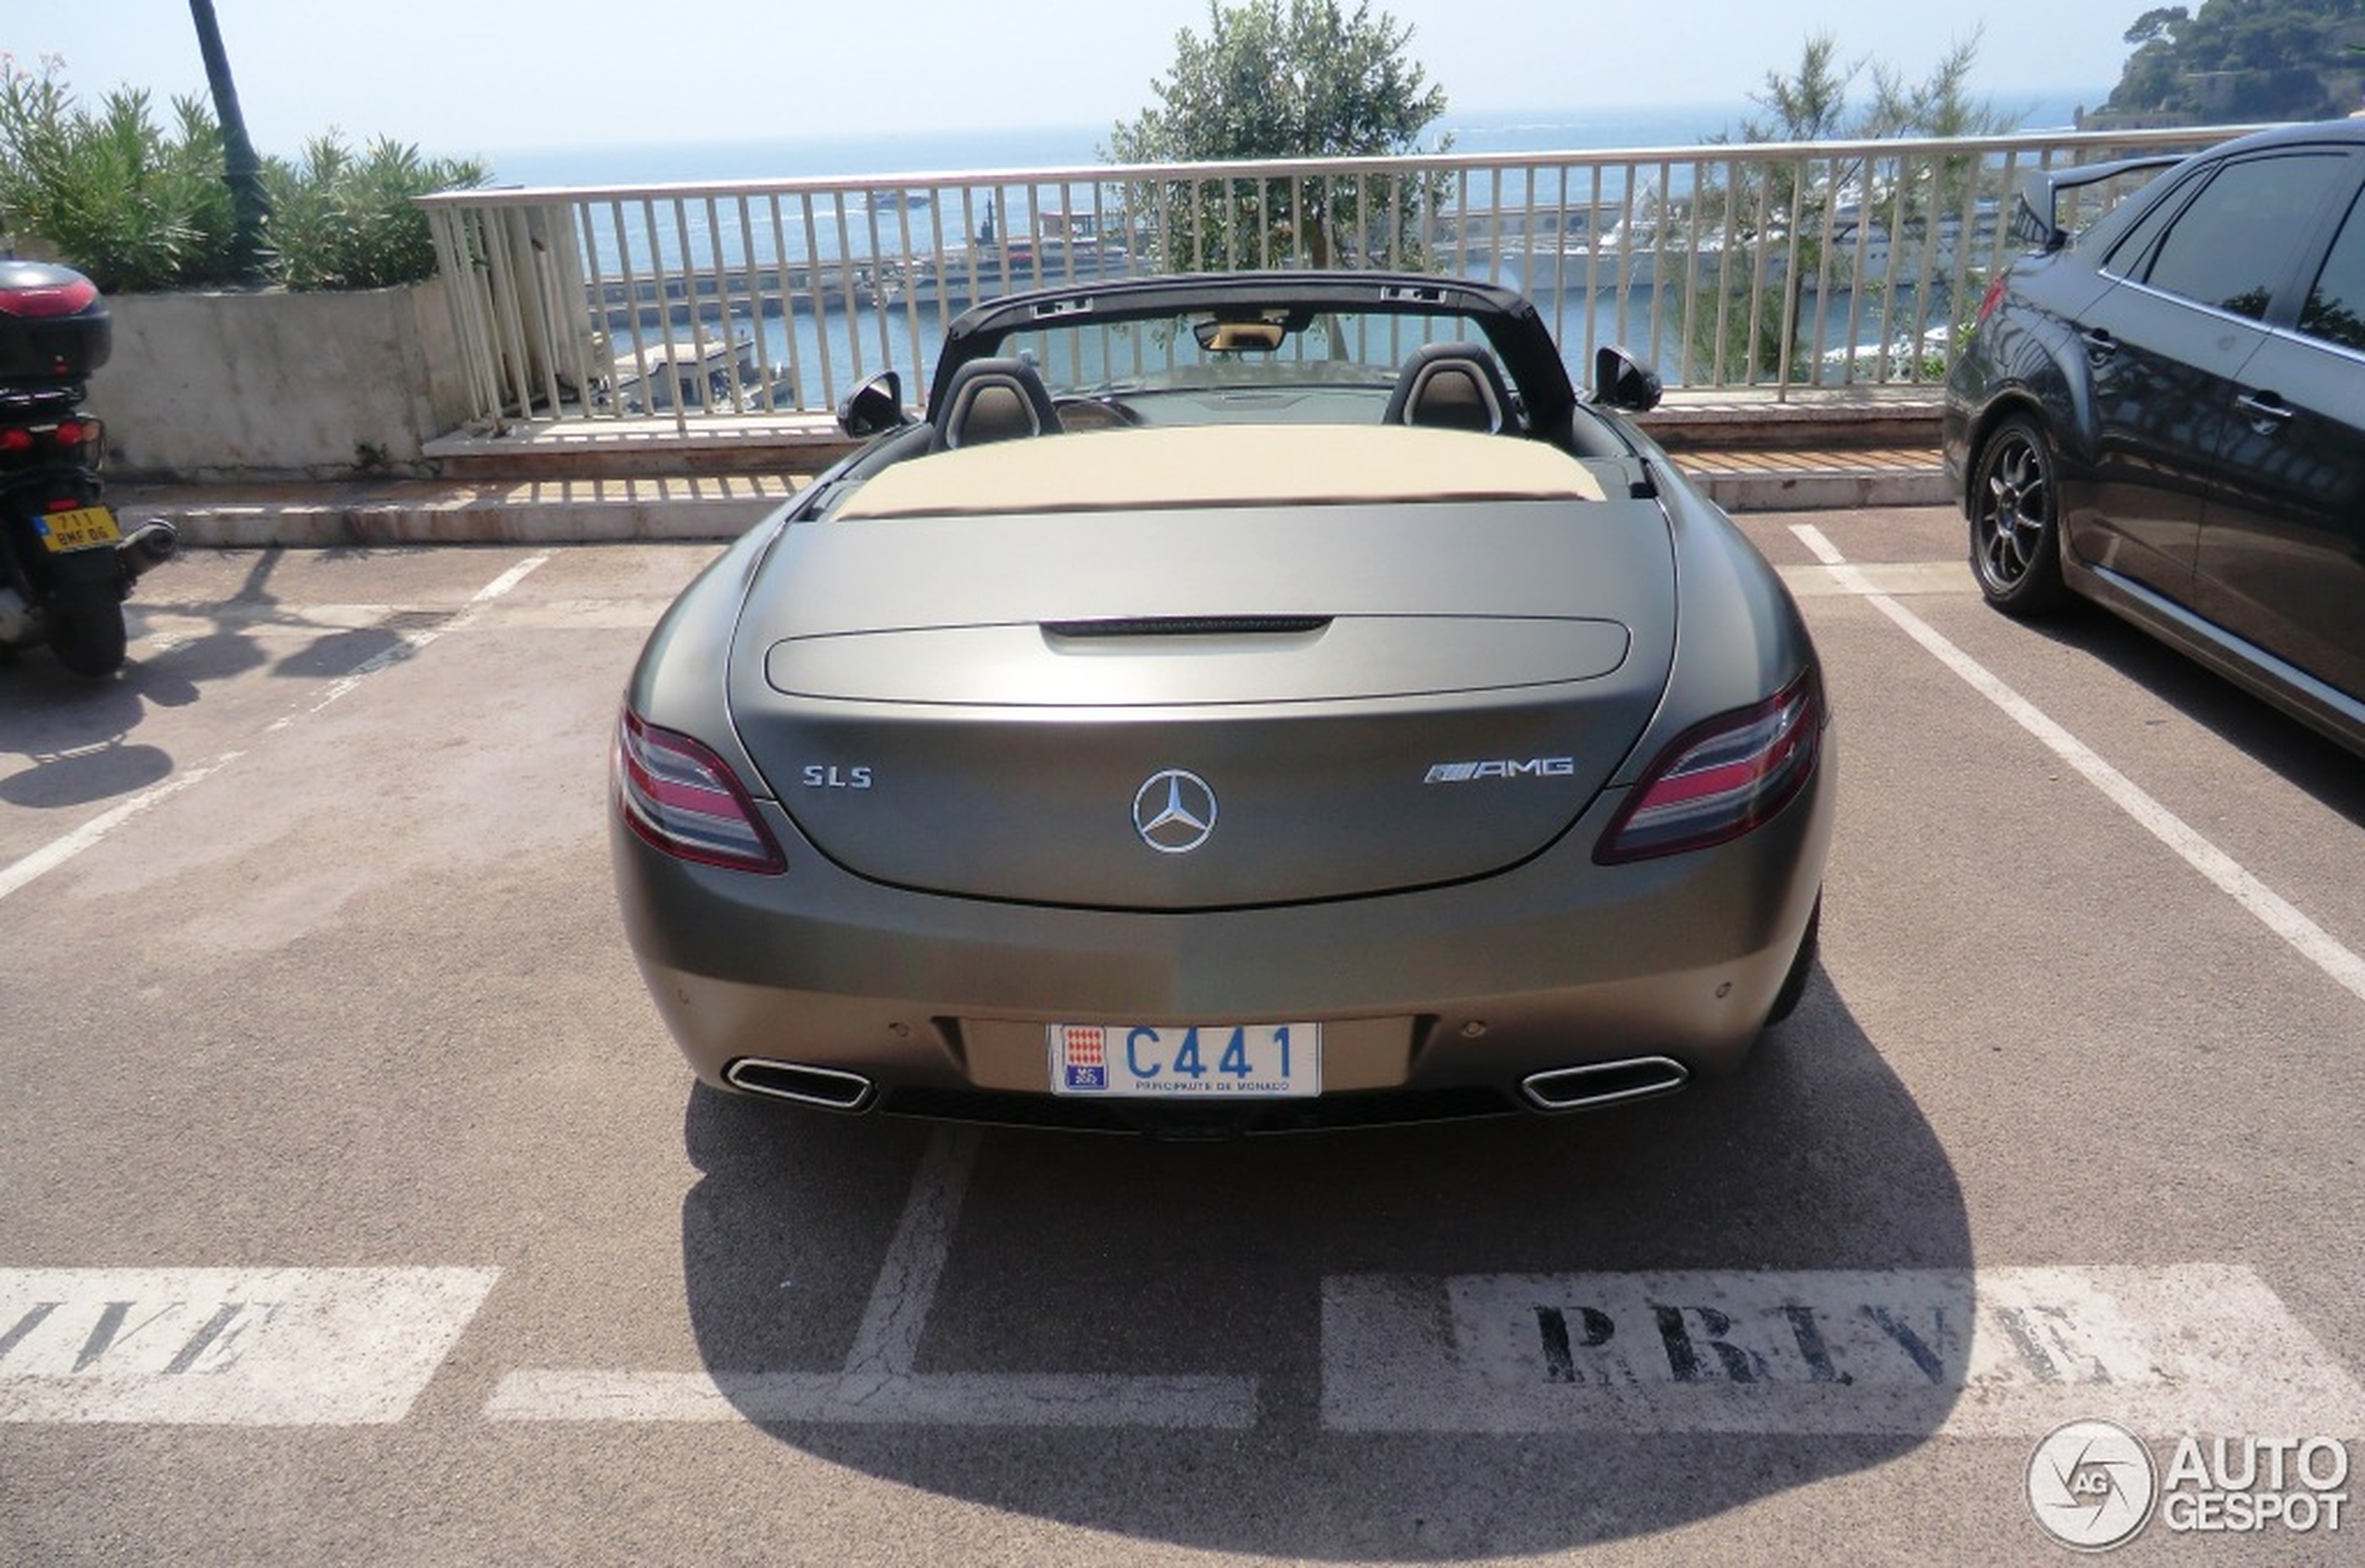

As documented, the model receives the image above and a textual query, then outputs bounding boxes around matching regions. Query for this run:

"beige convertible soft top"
[832,423,1609,520]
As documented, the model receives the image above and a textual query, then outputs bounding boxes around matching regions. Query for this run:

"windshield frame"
[929,271,1582,436]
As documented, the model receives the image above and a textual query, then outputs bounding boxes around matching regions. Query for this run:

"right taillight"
[55,415,103,466]
[1596,670,1822,864]
[615,708,786,873]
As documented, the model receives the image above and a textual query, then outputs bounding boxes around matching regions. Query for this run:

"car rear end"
[614,424,1831,1132]
[1943,152,2192,502]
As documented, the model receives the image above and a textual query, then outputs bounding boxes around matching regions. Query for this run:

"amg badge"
[1425,757,1576,783]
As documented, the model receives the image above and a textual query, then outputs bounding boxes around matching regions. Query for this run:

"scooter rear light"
[54,416,103,465]
[1596,669,1822,864]
[0,277,99,318]
[0,428,30,455]
[615,708,786,874]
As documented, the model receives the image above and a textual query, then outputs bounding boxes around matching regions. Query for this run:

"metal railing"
[415,126,2245,434]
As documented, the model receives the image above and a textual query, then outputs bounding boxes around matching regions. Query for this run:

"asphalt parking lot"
[5,506,2364,1566]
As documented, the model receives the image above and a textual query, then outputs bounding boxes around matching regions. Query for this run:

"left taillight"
[615,708,786,873]
[1595,669,1822,865]
[1974,271,2010,326]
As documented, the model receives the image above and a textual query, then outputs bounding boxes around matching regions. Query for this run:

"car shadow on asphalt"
[672,971,1974,1558]
[2020,609,2365,825]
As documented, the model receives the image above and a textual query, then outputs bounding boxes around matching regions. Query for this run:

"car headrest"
[930,358,1063,452]
[1384,341,1515,435]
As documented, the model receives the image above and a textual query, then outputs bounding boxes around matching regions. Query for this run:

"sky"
[8,1,2140,159]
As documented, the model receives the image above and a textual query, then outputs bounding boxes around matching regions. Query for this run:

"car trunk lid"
[726,492,1675,910]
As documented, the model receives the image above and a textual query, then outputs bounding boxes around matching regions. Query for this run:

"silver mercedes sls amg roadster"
[613,272,1833,1132]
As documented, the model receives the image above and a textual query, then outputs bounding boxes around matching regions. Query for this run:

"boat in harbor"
[871,209,1141,308]
[601,331,798,414]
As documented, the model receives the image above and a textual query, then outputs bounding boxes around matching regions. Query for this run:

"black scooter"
[0,260,176,677]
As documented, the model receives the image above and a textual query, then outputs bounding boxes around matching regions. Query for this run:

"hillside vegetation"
[2106,0,2365,121]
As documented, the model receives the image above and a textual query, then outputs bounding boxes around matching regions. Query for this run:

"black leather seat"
[930,358,1063,452]
[1383,341,1515,434]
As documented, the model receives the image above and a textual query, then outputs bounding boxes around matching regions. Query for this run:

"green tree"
[1106,0,1448,270]
[2104,0,2365,120]
[1687,32,2020,385]
[2127,6,2193,45]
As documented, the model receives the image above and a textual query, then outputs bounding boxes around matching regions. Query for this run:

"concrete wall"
[91,279,472,482]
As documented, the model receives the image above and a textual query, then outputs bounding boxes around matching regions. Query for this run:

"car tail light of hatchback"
[615,708,786,873]
[1595,670,1822,864]
[1975,271,2010,326]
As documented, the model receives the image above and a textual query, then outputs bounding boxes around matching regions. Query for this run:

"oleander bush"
[0,55,484,293]
[0,59,237,291]
[264,134,486,291]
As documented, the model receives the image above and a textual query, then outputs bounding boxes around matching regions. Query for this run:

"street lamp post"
[188,0,270,284]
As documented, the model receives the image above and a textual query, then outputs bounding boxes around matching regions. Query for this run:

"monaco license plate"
[1048,1022,1320,1099]
[36,505,120,553]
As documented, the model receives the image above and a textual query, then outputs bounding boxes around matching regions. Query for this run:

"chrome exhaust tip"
[723,1058,874,1112]
[116,519,177,580]
[1520,1056,1690,1112]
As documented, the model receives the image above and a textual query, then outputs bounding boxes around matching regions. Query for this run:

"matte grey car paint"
[731,497,1673,909]
[614,273,1832,1129]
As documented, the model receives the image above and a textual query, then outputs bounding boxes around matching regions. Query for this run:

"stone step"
[108,475,801,547]
[422,414,858,482]
[1638,393,1943,453]
[1674,445,1950,511]
[116,394,1951,545]
[114,452,1947,547]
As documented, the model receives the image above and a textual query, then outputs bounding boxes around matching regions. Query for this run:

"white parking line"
[487,1260,2364,1435]
[485,1365,1261,1427]
[265,554,547,733]
[1793,523,2365,1007]
[0,751,243,903]
[840,1123,981,1394]
[0,1267,497,1426]
[488,1127,1261,1427]
[0,554,547,907]
[1777,559,1973,598]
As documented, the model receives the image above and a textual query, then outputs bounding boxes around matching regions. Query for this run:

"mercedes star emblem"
[1133,769,1218,854]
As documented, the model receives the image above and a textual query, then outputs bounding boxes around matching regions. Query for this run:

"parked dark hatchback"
[1943,119,2365,756]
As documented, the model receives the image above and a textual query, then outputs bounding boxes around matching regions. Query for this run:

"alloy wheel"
[1968,416,2067,614]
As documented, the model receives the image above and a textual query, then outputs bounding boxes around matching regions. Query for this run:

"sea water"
[474,96,2100,403]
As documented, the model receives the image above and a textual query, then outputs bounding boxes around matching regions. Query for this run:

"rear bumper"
[1939,383,1980,511]
[615,740,1834,1126]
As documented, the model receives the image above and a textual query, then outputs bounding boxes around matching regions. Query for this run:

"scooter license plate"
[36,506,120,553]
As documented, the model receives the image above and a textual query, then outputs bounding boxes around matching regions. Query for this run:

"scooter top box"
[0,260,111,383]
